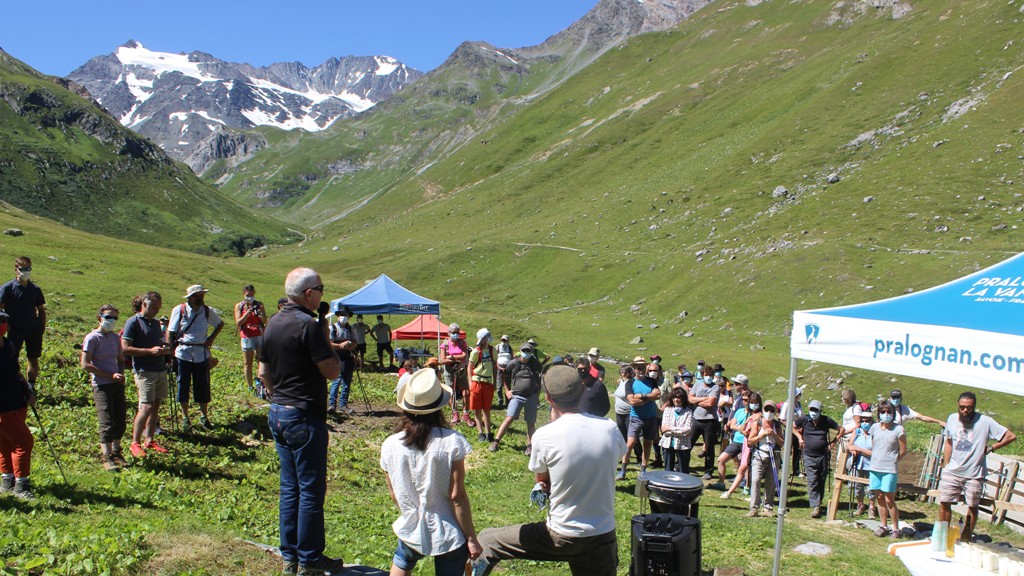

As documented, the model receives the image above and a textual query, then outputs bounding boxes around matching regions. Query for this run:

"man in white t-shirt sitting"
[475,365,627,576]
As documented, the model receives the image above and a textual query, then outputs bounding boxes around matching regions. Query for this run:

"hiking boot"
[615,468,627,481]
[283,559,298,575]
[102,457,120,472]
[13,479,34,500]
[868,505,877,520]
[640,465,647,475]
[182,420,192,434]
[451,413,461,425]
[340,405,355,415]
[463,413,476,427]
[891,528,902,540]
[487,433,495,442]
[488,442,499,452]
[0,476,13,494]
[111,451,128,467]
[130,442,146,458]
[145,441,169,454]
[855,503,866,516]
[477,433,487,442]
[327,405,337,414]
[297,555,345,576]
[874,526,890,537]
[199,415,213,430]
[746,509,759,518]
[811,507,822,519]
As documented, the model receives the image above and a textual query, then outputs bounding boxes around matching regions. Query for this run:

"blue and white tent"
[791,252,1024,393]
[772,252,1024,575]
[330,274,440,316]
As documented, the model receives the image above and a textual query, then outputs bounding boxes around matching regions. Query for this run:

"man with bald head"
[260,268,344,576]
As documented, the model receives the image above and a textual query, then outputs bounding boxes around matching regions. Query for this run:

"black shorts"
[723,441,743,458]
[8,329,43,359]
[356,343,367,355]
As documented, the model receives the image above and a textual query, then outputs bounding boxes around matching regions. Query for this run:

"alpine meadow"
[1,0,1024,574]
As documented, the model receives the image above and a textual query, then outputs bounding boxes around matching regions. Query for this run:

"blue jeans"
[328,376,350,408]
[268,404,329,565]
[392,539,468,576]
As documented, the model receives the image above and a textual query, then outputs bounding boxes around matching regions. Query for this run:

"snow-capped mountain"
[68,41,422,173]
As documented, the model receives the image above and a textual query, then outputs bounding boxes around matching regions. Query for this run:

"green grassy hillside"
[219,0,1020,420]
[0,50,300,254]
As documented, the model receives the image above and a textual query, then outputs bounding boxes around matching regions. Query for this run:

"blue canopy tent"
[329,275,443,358]
[330,274,440,316]
[772,252,1024,574]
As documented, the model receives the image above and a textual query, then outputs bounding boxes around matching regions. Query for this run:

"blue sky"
[2,0,599,76]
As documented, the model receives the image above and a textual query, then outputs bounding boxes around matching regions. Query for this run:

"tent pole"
[772,356,799,576]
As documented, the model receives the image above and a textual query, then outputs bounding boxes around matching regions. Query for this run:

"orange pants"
[0,407,33,477]
[468,380,495,411]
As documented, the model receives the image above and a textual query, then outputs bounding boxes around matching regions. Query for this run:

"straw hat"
[397,368,452,414]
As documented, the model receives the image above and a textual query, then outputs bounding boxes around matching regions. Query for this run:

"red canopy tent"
[390,315,465,345]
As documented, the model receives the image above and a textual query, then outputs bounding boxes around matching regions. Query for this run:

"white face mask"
[100,318,117,332]
[244,296,254,302]
[17,270,30,282]
[764,412,776,421]
[339,316,348,323]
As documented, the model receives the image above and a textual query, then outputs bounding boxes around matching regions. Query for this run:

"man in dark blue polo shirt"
[259,267,343,576]
[0,256,46,389]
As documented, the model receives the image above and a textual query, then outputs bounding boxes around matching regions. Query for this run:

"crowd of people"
[0,257,1018,575]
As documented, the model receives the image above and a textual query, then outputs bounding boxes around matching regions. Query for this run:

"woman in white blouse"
[381,368,481,575]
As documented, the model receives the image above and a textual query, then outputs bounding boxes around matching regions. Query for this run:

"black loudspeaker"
[629,514,701,576]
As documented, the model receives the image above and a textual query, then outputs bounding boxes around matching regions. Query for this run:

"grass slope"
[0,177,1022,575]
[233,0,1024,422]
[0,50,300,255]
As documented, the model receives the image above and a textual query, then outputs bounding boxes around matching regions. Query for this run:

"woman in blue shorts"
[869,402,906,538]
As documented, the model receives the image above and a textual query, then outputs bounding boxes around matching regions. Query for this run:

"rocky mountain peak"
[67,42,422,173]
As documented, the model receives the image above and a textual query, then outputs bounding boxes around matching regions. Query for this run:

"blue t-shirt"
[732,407,749,444]
[629,378,658,420]
[852,428,872,471]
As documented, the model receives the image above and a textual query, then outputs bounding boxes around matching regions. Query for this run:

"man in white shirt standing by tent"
[474,365,626,575]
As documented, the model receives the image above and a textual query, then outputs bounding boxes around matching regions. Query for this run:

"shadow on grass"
[0,483,158,512]
[144,459,242,481]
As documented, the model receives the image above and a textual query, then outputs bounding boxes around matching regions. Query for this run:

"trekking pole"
[30,404,70,486]
[353,369,371,414]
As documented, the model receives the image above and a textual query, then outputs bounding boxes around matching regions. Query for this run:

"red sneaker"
[130,442,146,458]
[145,441,169,454]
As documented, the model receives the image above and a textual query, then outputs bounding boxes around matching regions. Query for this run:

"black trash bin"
[640,470,704,518]
[629,513,701,576]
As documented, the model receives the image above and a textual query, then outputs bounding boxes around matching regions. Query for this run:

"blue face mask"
[809,410,821,420]
[860,422,870,432]
[704,376,713,384]
[880,413,894,424]
[890,398,901,407]
[521,351,531,359]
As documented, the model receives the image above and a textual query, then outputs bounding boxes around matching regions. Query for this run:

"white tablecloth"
[891,541,994,576]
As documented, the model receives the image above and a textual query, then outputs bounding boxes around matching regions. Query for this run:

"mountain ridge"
[0,48,298,254]
[67,40,422,173]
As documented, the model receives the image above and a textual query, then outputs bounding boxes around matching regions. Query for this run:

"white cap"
[476,328,491,344]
